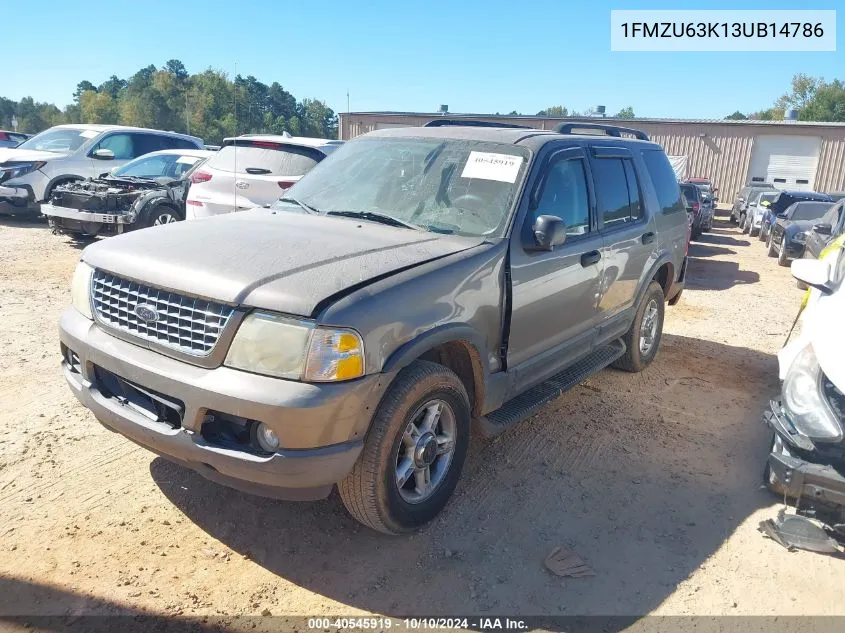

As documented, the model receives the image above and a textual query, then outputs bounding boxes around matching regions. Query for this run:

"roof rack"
[423,119,532,130]
[555,122,649,141]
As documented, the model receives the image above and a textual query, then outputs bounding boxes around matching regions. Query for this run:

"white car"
[0,124,204,216]
[185,134,342,219]
[743,190,779,236]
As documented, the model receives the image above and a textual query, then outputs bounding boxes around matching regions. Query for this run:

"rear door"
[587,144,655,324]
[507,142,604,392]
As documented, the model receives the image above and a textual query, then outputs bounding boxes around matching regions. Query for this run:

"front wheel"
[338,361,470,534]
[136,204,184,230]
[767,231,778,257]
[777,239,790,266]
[612,281,665,373]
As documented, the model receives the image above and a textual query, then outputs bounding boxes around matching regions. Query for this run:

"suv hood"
[82,208,485,317]
[0,148,68,164]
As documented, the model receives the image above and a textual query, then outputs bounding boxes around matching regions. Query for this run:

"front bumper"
[41,202,132,225]
[0,183,35,214]
[764,400,845,507]
[59,308,389,500]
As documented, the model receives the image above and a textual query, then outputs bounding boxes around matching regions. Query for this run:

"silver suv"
[59,122,688,534]
[0,124,203,216]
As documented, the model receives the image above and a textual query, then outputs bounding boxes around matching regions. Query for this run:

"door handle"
[641,232,656,245]
[580,250,601,267]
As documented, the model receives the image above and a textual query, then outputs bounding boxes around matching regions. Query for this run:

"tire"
[796,279,809,291]
[742,217,751,234]
[338,360,470,534]
[777,238,790,266]
[136,204,183,229]
[766,231,778,257]
[758,225,768,242]
[749,225,759,237]
[612,281,665,373]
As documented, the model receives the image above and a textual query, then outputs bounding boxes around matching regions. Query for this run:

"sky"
[6,0,844,119]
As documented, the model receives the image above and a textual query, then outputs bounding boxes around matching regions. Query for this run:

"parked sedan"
[803,199,845,261]
[758,190,834,241]
[730,182,775,224]
[0,130,29,148]
[41,149,213,236]
[742,190,780,236]
[766,200,833,266]
[680,182,707,239]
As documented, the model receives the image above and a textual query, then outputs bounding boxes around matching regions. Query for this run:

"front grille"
[91,270,234,356]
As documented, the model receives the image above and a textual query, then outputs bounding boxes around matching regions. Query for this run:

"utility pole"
[347,90,350,114]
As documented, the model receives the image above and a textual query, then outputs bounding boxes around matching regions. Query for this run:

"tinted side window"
[820,203,841,227]
[623,160,643,220]
[94,133,135,159]
[535,157,591,236]
[158,136,200,150]
[592,158,632,228]
[132,134,167,155]
[641,150,685,215]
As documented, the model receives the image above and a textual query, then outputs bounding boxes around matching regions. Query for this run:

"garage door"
[747,135,821,191]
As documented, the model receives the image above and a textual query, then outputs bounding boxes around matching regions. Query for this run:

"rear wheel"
[338,361,470,534]
[612,281,665,373]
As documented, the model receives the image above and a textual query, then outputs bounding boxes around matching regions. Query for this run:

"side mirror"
[791,259,833,294]
[813,223,832,235]
[530,215,567,251]
[92,148,115,160]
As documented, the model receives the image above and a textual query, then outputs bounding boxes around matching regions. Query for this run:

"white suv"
[0,124,204,216]
[185,134,342,219]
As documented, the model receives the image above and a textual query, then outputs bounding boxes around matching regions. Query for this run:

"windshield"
[272,137,530,237]
[757,192,779,207]
[792,203,831,222]
[111,153,205,179]
[16,127,96,153]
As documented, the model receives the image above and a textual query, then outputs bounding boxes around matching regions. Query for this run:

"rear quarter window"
[641,149,685,215]
[207,143,323,177]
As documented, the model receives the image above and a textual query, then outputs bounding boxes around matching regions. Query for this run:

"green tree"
[98,75,127,99]
[725,111,747,120]
[614,106,635,118]
[537,105,569,116]
[73,81,97,103]
[80,90,119,124]
[799,80,845,121]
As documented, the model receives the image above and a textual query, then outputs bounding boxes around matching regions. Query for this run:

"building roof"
[341,111,845,128]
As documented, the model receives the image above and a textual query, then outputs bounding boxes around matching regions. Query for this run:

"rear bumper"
[59,308,388,500]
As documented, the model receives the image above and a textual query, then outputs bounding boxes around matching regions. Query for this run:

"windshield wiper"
[277,197,318,214]
[327,210,422,230]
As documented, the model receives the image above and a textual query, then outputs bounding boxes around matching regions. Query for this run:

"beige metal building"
[339,112,845,198]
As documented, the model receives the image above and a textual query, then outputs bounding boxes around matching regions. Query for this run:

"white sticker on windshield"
[176,156,200,165]
[461,151,523,183]
[78,130,99,139]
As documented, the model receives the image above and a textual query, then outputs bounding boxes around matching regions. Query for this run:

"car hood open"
[81,208,485,317]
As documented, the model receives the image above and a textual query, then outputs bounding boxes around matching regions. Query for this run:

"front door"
[508,145,603,393]
[806,201,843,258]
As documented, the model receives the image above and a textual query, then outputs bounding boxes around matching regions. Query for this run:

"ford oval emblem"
[135,304,160,323]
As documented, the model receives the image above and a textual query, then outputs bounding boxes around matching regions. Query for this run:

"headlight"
[793,231,807,243]
[70,262,94,319]
[0,161,46,182]
[781,344,843,441]
[224,312,364,382]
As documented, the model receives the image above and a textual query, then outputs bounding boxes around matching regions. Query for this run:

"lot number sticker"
[176,156,201,164]
[461,151,523,183]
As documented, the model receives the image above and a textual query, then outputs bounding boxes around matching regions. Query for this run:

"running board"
[475,340,626,438]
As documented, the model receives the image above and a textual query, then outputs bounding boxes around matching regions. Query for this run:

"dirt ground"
[1,210,843,625]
